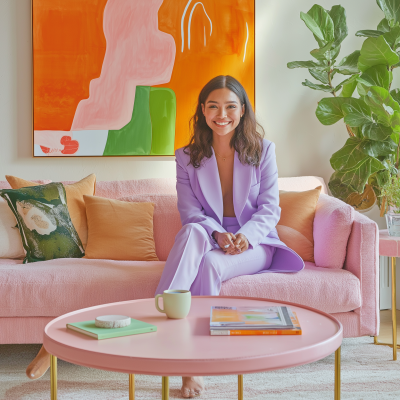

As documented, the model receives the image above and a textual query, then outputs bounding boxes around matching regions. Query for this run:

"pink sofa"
[0,176,379,344]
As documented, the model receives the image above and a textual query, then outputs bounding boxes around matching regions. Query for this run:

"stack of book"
[210,306,302,336]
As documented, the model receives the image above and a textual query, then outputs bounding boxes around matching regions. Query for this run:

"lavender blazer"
[175,139,304,273]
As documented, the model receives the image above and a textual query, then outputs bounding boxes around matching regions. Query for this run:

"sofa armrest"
[344,211,379,336]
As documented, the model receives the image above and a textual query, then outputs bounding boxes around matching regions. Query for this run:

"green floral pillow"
[0,182,84,263]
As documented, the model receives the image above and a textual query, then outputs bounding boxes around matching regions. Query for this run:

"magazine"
[210,310,302,335]
[210,306,294,330]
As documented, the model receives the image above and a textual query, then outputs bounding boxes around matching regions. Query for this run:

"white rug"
[1,337,399,399]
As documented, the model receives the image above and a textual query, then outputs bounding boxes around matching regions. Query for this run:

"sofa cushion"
[220,262,361,314]
[0,198,25,259]
[277,187,321,263]
[0,258,165,317]
[83,196,158,261]
[0,180,52,190]
[7,174,96,249]
[0,183,85,263]
[0,259,360,317]
[118,194,182,261]
[313,194,354,269]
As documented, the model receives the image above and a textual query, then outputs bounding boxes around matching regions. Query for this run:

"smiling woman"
[154,75,304,398]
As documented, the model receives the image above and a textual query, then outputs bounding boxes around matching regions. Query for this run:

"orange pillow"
[83,195,159,261]
[277,186,321,263]
[6,174,96,249]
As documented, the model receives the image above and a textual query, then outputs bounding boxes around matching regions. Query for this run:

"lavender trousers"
[155,217,276,296]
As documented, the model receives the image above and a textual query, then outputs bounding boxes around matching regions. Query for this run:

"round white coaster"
[95,315,131,329]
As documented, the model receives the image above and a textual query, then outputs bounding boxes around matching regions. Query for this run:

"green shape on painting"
[149,87,176,155]
[103,86,152,156]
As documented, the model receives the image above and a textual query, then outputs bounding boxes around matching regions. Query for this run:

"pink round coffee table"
[44,296,343,400]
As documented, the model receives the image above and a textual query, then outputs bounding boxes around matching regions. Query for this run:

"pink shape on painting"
[71,0,176,131]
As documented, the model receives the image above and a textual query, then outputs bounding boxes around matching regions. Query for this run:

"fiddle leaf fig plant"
[288,1,400,212]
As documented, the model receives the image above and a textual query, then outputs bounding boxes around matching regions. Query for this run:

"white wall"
[0,0,391,211]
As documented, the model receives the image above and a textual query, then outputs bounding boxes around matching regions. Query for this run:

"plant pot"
[385,211,400,236]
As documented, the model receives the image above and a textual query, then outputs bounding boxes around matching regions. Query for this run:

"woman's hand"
[213,232,249,255]
[213,231,236,253]
[232,233,249,254]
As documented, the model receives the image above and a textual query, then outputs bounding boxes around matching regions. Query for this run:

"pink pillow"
[118,194,181,261]
[313,194,354,269]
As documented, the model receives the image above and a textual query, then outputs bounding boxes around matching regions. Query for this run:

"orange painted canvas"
[33,0,255,156]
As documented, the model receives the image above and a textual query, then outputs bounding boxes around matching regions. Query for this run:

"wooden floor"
[377,309,400,343]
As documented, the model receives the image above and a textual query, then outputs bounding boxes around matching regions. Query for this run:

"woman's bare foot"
[181,376,205,398]
[26,345,50,379]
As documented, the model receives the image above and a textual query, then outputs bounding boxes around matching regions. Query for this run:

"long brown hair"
[184,75,265,168]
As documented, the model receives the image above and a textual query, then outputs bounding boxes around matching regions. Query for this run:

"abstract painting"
[32,0,255,157]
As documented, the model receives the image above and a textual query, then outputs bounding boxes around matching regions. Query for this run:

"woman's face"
[201,88,244,137]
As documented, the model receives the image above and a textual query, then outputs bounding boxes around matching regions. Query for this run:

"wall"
[0,1,393,223]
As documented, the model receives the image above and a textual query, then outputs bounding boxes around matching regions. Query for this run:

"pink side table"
[44,296,342,400]
[376,229,399,361]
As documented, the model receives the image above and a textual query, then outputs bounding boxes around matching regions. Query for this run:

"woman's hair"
[184,75,265,168]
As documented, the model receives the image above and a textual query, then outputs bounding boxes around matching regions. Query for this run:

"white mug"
[155,290,191,319]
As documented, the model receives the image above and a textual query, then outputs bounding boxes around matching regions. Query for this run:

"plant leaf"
[383,26,400,47]
[330,44,342,61]
[310,41,334,60]
[391,110,400,131]
[315,97,350,125]
[342,98,373,127]
[308,68,330,84]
[302,79,333,92]
[329,156,385,199]
[390,88,400,103]
[365,86,400,125]
[300,11,325,42]
[287,60,322,69]
[362,122,393,140]
[358,36,399,72]
[377,18,391,33]
[331,137,394,172]
[356,64,392,96]
[356,30,385,38]
[339,75,359,97]
[336,50,361,75]
[306,5,335,45]
[328,5,348,47]
[376,0,400,28]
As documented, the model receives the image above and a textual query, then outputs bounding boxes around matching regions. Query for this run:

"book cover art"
[210,306,294,329]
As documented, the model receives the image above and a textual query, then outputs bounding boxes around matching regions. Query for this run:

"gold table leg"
[238,374,243,400]
[335,347,341,400]
[392,257,397,361]
[50,354,57,400]
[162,376,169,400]
[129,374,135,400]
[374,257,399,360]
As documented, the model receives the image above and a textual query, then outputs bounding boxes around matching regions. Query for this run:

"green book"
[66,319,157,340]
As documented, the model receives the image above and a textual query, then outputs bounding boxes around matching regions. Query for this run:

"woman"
[156,75,304,398]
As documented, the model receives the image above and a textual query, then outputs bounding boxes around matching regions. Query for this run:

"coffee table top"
[44,296,342,376]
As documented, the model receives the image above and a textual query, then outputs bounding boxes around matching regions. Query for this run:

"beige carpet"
[1,337,399,399]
